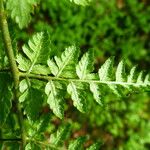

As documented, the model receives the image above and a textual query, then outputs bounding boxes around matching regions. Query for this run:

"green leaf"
[45,47,150,117]
[29,113,51,137]
[6,0,39,29]
[47,45,79,78]
[127,66,137,83]
[67,82,87,113]
[27,113,51,140]
[98,57,114,81]
[76,50,94,79]
[144,74,150,84]
[90,82,103,105]
[107,84,123,97]
[17,32,51,75]
[0,73,13,127]
[116,60,126,82]
[98,57,122,96]
[50,123,71,146]
[68,137,86,150]
[86,142,102,150]
[19,79,43,121]
[45,80,65,119]
[137,71,145,84]
[70,0,92,6]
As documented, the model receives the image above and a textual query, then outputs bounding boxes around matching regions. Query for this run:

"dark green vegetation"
[0,0,150,149]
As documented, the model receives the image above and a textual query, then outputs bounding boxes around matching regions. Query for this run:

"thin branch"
[0,0,19,87]
[0,0,26,149]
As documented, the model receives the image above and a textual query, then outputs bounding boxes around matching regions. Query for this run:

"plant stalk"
[0,0,26,149]
[20,72,150,87]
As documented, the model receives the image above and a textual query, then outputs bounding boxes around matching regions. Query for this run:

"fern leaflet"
[50,123,71,146]
[68,136,86,150]
[47,45,79,78]
[67,82,87,113]
[45,80,66,119]
[6,0,39,28]
[70,0,92,6]
[25,122,100,150]
[19,79,43,121]
[17,32,51,75]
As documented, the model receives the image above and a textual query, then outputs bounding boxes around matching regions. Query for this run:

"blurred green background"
[12,0,150,149]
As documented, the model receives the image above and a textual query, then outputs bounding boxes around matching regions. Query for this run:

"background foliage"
[0,0,150,149]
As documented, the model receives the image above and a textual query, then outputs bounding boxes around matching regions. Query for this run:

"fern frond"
[47,48,149,117]
[17,32,51,75]
[18,39,150,118]
[6,0,39,29]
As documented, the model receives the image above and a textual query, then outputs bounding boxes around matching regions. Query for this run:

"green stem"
[20,72,150,87]
[0,1,18,86]
[0,0,26,149]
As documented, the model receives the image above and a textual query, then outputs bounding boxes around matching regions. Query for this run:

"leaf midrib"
[20,72,150,87]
